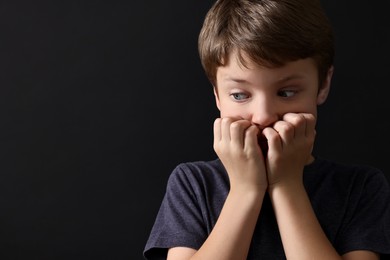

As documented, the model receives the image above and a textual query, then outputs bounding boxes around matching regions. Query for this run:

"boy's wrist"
[229,184,267,200]
[267,179,305,197]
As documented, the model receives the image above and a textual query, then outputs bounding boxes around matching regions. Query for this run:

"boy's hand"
[262,113,316,189]
[214,118,268,193]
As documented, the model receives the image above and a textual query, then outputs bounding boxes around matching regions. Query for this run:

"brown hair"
[198,0,335,87]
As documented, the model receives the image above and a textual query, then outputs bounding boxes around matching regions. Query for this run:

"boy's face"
[214,51,331,129]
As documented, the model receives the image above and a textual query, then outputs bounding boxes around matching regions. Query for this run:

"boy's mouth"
[258,135,268,156]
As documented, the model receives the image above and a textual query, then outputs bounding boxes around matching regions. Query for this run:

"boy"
[144,0,390,259]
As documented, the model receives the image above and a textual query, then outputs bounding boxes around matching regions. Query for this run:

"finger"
[230,120,252,149]
[272,120,294,144]
[262,127,282,153]
[244,125,260,152]
[282,113,308,138]
[213,118,222,142]
[220,117,233,141]
[301,113,316,138]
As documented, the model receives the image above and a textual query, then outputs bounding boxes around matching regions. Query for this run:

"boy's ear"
[317,66,334,105]
[213,86,221,110]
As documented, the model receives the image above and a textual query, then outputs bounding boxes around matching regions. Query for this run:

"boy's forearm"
[190,188,265,260]
[269,183,342,260]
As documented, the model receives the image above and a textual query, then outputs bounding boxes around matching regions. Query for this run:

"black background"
[0,1,389,259]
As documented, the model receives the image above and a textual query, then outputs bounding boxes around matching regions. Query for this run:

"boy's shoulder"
[306,156,389,190]
[310,156,383,174]
[170,158,227,179]
[166,158,229,192]
[174,158,224,174]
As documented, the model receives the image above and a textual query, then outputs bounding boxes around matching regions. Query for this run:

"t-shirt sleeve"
[143,164,208,259]
[335,169,390,256]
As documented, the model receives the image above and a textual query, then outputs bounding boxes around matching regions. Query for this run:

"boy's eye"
[278,90,297,98]
[230,93,249,101]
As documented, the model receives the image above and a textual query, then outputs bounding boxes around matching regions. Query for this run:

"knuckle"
[267,130,279,141]
[245,125,257,135]
[275,121,293,134]
[291,115,304,125]
[221,118,232,128]
[230,121,241,131]
[283,123,294,133]
[221,117,232,124]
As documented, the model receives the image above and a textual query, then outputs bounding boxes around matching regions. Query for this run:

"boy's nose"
[250,100,279,129]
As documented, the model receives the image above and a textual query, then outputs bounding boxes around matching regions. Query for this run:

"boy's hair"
[198,0,335,88]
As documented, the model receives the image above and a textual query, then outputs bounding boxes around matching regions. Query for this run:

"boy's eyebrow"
[222,74,306,85]
[220,75,252,84]
[276,74,306,84]
[223,78,248,83]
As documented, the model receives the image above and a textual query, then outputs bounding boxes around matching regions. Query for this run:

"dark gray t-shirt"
[144,157,390,259]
